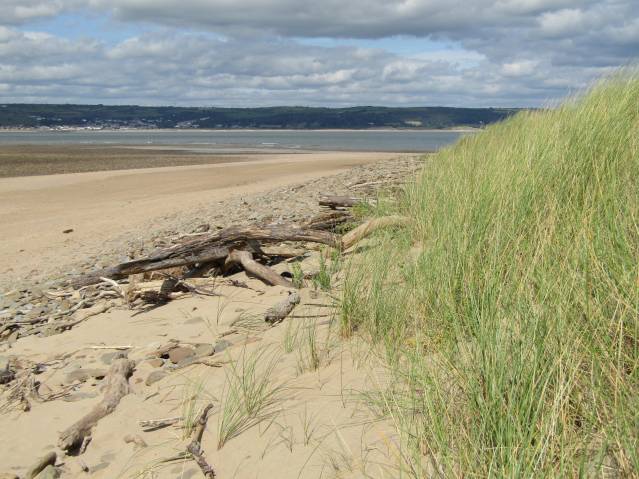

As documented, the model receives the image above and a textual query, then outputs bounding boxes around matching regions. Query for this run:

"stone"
[7,331,19,345]
[168,347,194,364]
[214,339,231,354]
[100,352,120,365]
[194,343,214,358]
[34,465,60,479]
[145,370,167,386]
[63,391,98,402]
[65,368,106,384]
[30,288,44,299]
[147,358,164,368]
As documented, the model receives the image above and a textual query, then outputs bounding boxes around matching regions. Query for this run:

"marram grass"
[341,73,639,477]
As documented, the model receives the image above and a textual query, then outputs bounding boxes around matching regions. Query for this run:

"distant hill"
[0,104,518,129]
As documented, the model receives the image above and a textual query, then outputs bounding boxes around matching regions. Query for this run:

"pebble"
[194,343,214,358]
[145,370,168,386]
[0,356,9,371]
[168,347,195,364]
[147,358,164,368]
[214,339,231,353]
[65,368,107,383]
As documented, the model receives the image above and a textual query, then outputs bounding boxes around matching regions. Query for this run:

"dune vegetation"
[341,73,638,477]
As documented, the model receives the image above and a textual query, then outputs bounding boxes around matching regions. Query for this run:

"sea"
[0,129,469,152]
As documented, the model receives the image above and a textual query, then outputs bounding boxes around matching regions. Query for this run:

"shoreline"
[0,145,422,178]
[0,126,480,133]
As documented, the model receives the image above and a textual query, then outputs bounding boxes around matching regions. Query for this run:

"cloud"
[0,0,637,106]
[1,1,82,25]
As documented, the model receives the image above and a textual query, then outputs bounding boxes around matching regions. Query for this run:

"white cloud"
[0,0,637,106]
[501,60,539,77]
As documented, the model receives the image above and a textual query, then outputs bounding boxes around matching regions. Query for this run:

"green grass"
[216,347,284,449]
[340,73,639,477]
[313,248,342,292]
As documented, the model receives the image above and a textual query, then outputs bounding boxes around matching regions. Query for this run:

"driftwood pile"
[68,195,405,310]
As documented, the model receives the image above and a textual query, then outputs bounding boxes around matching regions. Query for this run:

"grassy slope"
[342,75,638,477]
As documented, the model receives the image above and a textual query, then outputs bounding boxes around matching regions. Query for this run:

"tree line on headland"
[0,104,518,129]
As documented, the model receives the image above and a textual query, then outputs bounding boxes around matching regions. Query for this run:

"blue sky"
[1,1,637,107]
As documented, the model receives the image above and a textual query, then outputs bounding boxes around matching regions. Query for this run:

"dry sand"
[0,150,416,478]
[0,151,397,286]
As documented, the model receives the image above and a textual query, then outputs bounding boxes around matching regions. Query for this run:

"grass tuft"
[216,347,285,449]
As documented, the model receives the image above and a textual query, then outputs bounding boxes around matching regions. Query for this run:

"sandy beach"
[0,151,399,286]
[0,148,421,478]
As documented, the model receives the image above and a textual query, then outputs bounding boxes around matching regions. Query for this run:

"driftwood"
[226,250,294,288]
[319,195,361,209]
[75,224,339,287]
[139,416,181,431]
[341,216,410,250]
[265,291,301,323]
[25,451,56,479]
[259,245,306,258]
[74,246,230,288]
[58,355,135,452]
[303,210,353,230]
[186,403,215,478]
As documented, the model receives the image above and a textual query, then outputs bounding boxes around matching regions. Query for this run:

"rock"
[7,331,19,345]
[34,465,59,479]
[0,356,9,372]
[147,358,164,368]
[63,391,98,402]
[30,288,44,299]
[194,343,214,358]
[65,368,107,383]
[168,347,194,364]
[214,339,231,354]
[191,223,210,234]
[100,352,122,365]
[124,434,147,449]
[145,370,168,386]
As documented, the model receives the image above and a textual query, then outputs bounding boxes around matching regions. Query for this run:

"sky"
[0,0,637,107]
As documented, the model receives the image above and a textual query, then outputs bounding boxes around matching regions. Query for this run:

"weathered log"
[58,355,135,453]
[25,451,56,479]
[265,291,300,323]
[226,250,294,288]
[319,195,361,209]
[74,246,230,288]
[74,224,339,287]
[341,216,411,250]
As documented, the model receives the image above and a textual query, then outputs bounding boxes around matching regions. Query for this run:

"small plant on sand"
[313,248,342,292]
[290,261,305,288]
[217,347,284,449]
[299,404,319,446]
[282,318,299,354]
[296,318,321,373]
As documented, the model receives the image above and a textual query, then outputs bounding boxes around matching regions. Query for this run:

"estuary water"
[0,129,469,152]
